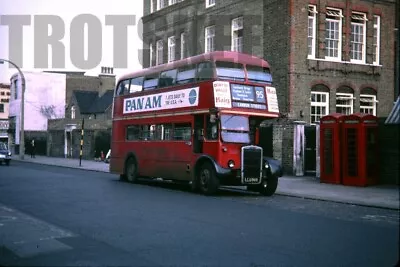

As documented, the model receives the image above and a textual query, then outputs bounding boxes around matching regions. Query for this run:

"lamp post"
[0,59,26,159]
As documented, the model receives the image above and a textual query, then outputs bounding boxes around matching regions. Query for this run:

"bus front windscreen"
[220,115,250,143]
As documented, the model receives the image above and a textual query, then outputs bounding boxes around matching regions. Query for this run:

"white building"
[9,72,66,151]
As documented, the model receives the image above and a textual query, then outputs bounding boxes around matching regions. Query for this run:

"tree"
[40,105,62,119]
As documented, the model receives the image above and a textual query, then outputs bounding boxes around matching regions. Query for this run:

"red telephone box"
[341,113,379,186]
[319,113,345,184]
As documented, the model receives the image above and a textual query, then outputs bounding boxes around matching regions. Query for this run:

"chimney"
[100,66,114,76]
[99,66,116,96]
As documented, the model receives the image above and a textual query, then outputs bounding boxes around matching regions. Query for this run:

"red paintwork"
[319,113,346,184]
[341,113,379,187]
[110,51,279,183]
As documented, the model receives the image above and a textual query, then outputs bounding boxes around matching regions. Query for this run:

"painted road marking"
[0,204,76,258]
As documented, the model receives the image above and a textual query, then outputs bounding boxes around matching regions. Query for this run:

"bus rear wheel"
[198,162,219,195]
[126,158,139,183]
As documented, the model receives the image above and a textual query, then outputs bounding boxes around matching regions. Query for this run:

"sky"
[0,0,143,84]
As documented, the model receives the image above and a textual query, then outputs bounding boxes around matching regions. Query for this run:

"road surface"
[0,161,398,266]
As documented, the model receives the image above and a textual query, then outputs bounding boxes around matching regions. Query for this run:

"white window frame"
[157,0,164,10]
[169,0,183,5]
[206,0,215,8]
[335,93,354,114]
[350,12,367,64]
[360,94,378,116]
[71,106,76,119]
[180,32,186,59]
[149,42,153,67]
[373,15,381,65]
[150,0,154,13]
[308,5,318,59]
[231,17,243,52]
[310,91,329,123]
[325,8,343,61]
[205,25,215,53]
[156,40,163,65]
[168,36,175,63]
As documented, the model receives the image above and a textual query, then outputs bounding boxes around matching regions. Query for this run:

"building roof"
[73,90,114,114]
[385,96,400,124]
[88,90,114,113]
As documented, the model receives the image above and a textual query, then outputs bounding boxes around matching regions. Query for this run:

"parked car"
[0,142,11,166]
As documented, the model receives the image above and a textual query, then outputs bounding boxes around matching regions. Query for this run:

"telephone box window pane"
[323,128,333,174]
[346,128,358,177]
[366,129,377,178]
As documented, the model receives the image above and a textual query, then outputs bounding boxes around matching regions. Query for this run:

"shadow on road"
[112,177,262,198]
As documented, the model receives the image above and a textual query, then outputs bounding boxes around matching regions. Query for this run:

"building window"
[360,94,377,116]
[325,8,343,61]
[149,42,153,67]
[205,26,215,53]
[0,103,4,113]
[168,36,175,63]
[231,17,243,52]
[156,40,163,65]
[350,12,367,63]
[180,32,186,59]
[373,15,380,65]
[13,79,18,99]
[206,0,215,8]
[336,93,354,114]
[157,0,164,10]
[169,0,182,5]
[310,92,329,123]
[308,5,317,58]
[71,106,76,119]
[150,0,154,13]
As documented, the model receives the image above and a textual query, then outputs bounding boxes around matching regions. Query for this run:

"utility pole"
[79,118,85,166]
[0,59,26,159]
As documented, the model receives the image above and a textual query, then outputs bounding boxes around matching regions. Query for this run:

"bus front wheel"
[198,162,219,195]
[126,158,139,183]
[258,175,278,196]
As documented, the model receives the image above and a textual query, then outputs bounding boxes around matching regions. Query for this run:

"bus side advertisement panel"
[123,87,200,114]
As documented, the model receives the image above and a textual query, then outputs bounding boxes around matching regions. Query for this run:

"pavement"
[9,155,400,210]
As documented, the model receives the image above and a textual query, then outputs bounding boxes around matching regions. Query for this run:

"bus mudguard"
[194,155,232,178]
[263,157,283,178]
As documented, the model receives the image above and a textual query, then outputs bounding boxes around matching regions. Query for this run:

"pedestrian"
[31,139,35,158]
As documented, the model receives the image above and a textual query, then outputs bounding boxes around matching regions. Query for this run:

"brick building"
[141,0,397,177]
[143,0,396,120]
[47,67,115,159]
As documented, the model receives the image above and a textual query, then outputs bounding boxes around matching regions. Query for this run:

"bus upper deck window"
[215,61,245,81]
[143,74,159,90]
[197,61,214,81]
[129,77,144,93]
[116,79,130,96]
[176,65,196,84]
[159,69,178,88]
[246,65,272,84]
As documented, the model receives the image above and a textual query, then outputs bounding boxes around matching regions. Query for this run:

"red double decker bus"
[110,51,283,196]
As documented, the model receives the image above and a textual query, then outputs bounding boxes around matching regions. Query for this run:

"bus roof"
[118,51,271,83]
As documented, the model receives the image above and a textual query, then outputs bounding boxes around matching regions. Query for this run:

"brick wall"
[47,128,112,160]
[143,0,395,122]
[290,0,396,121]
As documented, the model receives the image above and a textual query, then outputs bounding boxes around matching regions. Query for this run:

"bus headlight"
[228,160,235,168]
